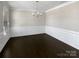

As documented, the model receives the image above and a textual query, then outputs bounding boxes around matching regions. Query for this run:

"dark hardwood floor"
[0,33,79,58]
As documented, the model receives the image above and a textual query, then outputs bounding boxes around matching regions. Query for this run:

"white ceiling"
[8,1,67,12]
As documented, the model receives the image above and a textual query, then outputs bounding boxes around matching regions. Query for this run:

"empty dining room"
[0,1,79,58]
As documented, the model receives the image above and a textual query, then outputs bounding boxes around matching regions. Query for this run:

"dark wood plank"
[0,33,79,58]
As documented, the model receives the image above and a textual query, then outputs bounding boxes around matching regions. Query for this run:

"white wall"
[46,2,79,50]
[10,2,79,50]
[46,2,79,32]
[45,26,79,50]
[0,2,3,33]
[10,10,45,27]
[0,2,10,52]
[11,26,45,37]
[10,9,45,37]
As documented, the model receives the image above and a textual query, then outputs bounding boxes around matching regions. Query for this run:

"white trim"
[0,31,10,52]
[45,26,79,50]
[1,0,79,1]
[10,26,45,37]
[45,1,76,13]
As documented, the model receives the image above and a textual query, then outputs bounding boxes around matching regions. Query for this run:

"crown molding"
[45,1,76,13]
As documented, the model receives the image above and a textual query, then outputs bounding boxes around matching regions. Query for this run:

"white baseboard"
[45,26,79,50]
[10,26,45,37]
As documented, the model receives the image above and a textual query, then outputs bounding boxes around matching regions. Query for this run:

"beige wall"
[10,10,45,27]
[46,2,79,32]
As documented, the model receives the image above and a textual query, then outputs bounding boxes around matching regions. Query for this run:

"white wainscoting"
[11,26,45,37]
[0,30,10,52]
[1,26,79,52]
[45,26,79,50]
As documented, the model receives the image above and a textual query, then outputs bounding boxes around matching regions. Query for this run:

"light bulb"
[37,12,40,15]
[4,31,6,35]
[40,13,42,16]
[32,13,35,16]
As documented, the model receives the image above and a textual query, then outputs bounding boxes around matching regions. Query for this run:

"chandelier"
[32,1,42,17]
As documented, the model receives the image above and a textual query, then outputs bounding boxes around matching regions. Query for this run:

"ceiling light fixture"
[32,1,42,17]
